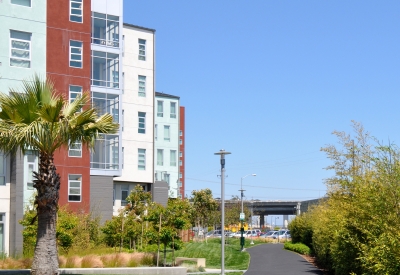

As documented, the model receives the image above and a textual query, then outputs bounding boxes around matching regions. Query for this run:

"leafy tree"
[190,189,219,236]
[0,76,118,274]
[225,196,250,232]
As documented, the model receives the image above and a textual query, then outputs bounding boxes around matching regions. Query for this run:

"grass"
[166,237,269,270]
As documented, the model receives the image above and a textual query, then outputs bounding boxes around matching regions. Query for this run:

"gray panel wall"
[153,181,168,207]
[9,153,24,256]
[90,175,113,224]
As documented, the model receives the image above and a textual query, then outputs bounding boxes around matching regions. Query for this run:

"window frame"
[138,75,146,97]
[170,150,176,166]
[170,102,176,118]
[157,101,163,117]
[11,0,31,7]
[70,0,83,23]
[68,174,82,202]
[138,39,146,61]
[138,148,146,170]
[121,186,129,206]
[10,30,31,68]
[164,125,170,141]
[69,40,83,68]
[157,149,163,166]
[138,112,146,134]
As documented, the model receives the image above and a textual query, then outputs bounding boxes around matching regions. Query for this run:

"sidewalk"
[244,243,323,275]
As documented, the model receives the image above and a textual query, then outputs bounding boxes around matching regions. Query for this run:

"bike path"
[244,243,323,275]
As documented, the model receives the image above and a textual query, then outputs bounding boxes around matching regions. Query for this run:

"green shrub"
[284,241,311,255]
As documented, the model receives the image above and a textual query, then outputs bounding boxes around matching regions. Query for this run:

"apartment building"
[154,92,181,198]
[112,23,155,215]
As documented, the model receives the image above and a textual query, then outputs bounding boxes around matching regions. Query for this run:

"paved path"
[244,243,323,275]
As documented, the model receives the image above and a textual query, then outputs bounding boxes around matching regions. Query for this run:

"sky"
[124,1,400,214]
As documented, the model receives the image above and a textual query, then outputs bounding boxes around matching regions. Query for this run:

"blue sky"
[124,1,400,207]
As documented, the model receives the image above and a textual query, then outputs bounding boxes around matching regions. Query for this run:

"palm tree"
[0,75,119,275]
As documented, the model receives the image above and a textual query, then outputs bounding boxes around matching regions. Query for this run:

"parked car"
[206,230,222,238]
[262,230,278,238]
[274,229,291,239]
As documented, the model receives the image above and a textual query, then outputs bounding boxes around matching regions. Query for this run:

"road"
[244,243,324,275]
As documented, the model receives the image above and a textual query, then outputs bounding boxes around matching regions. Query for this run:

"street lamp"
[239,174,256,251]
[215,149,231,275]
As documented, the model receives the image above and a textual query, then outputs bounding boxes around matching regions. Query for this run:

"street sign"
[240,212,245,221]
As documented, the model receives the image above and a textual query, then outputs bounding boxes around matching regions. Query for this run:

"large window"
[121,186,128,206]
[164,125,170,141]
[92,12,119,47]
[10,30,31,68]
[90,134,119,170]
[92,92,119,122]
[70,0,83,23]
[138,39,146,60]
[170,102,176,118]
[11,0,31,7]
[157,149,163,166]
[138,149,146,170]
[0,153,5,186]
[138,75,146,97]
[70,40,83,68]
[170,150,176,166]
[92,51,119,88]
[138,112,146,134]
[157,101,163,117]
[68,175,81,202]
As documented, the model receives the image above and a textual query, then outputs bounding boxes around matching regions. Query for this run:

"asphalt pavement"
[244,243,324,275]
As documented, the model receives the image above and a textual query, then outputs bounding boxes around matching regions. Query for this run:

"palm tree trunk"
[31,153,60,275]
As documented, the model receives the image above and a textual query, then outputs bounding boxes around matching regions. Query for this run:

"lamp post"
[239,173,256,251]
[215,149,231,275]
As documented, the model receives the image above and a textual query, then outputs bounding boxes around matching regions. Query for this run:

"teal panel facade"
[0,0,46,93]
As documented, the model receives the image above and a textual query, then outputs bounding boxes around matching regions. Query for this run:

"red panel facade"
[47,0,92,212]
[179,106,185,199]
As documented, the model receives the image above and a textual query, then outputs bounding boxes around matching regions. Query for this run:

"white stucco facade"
[112,24,155,215]
[154,93,180,198]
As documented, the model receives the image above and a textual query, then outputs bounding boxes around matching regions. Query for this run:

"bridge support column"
[260,215,265,228]
[283,215,289,228]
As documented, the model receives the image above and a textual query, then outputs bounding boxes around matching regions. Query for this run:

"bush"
[284,241,311,255]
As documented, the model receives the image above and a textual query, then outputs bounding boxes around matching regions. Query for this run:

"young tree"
[0,76,118,275]
[190,189,219,238]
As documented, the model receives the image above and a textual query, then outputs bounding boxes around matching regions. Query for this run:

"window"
[69,141,82,157]
[179,160,182,166]
[155,124,158,141]
[0,153,5,186]
[92,92,119,122]
[11,0,31,7]
[25,151,37,190]
[70,40,83,68]
[170,102,176,118]
[179,152,182,157]
[170,150,176,166]
[179,172,182,178]
[157,101,163,117]
[92,51,119,88]
[69,85,82,112]
[164,126,170,141]
[90,134,119,170]
[164,173,170,185]
[180,139,182,145]
[138,39,146,60]
[138,149,146,170]
[138,112,146,134]
[10,30,31,68]
[70,0,83,23]
[68,175,81,202]
[157,149,163,166]
[91,12,120,47]
[179,130,182,136]
[121,186,128,206]
[138,75,146,97]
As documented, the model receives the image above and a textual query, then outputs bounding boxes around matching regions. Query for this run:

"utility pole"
[215,149,231,275]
